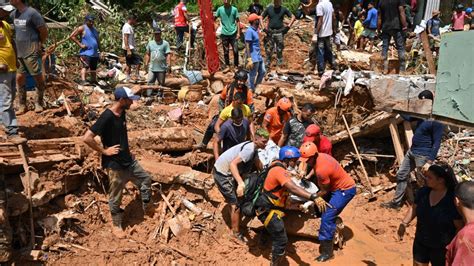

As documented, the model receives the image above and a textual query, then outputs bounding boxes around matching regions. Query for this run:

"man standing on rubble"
[377,0,408,74]
[122,14,142,82]
[174,0,195,49]
[255,145,331,265]
[213,128,269,243]
[69,14,100,85]
[215,0,240,69]
[143,27,171,96]
[10,0,48,114]
[278,103,315,148]
[262,0,296,69]
[245,13,265,91]
[382,91,445,210]
[82,87,152,236]
[315,0,337,76]
[0,4,21,142]
[299,142,356,262]
[263,97,292,144]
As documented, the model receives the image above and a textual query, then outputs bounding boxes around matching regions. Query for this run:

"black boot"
[316,240,334,262]
[270,252,285,266]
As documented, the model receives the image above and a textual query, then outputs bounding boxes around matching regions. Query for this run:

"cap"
[0,4,14,13]
[303,124,321,143]
[154,28,162,34]
[248,14,261,22]
[114,87,140,101]
[466,7,473,13]
[85,14,96,21]
[457,4,464,10]
[431,10,440,16]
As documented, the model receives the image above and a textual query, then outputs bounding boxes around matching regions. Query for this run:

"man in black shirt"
[247,0,263,16]
[82,87,152,236]
[262,0,295,68]
[278,103,315,147]
[377,0,407,74]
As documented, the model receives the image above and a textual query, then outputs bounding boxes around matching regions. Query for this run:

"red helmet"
[277,97,292,112]
[299,142,318,162]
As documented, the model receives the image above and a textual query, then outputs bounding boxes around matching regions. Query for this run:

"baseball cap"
[85,14,96,21]
[114,87,140,101]
[0,4,14,13]
[303,124,321,143]
[248,13,261,22]
[154,27,162,34]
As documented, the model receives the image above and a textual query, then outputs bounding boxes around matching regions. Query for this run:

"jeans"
[381,30,406,71]
[147,71,166,96]
[248,60,266,91]
[176,25,196,49]
[319,187,356,241]
[258,211,287,258]
[392,150,428,205]
[316,36,336,75]
[221,34,239,66]
[0,72,18,136]
[264,32,284,66]
[107,160,152,214]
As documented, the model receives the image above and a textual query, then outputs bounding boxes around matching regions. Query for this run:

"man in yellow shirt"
[0,4,21,141]
[354,14,364,49]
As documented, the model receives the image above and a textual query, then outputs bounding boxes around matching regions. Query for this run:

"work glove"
[236,182,245,197]
[314,197,332,213]
[397,223,407,241]
[245,58,254,71]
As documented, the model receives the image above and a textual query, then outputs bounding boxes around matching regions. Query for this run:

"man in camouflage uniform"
[0,171,12,262]
[262,0,295,69]
[278,103,315,147]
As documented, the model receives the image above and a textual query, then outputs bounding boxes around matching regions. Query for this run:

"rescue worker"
[174,0,195,49]
[245,13,265,91]
[215,92,255,139]
[219,69,254,112]
[69,14,100,84]
[213,128,269,243]
[302,124,332,156]
[262,0,295,68]
[263,97,292,144]
[278,103,315,147]
[299,142,356,262]
[213,108,251,160]
[255,146,329,265]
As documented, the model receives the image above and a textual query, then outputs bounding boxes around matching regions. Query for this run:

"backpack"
[240,162,285,217]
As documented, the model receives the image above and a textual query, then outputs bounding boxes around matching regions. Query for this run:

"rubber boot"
[34,84,45,113]
[111,211,126,238]
[316,240,334,262]
[17,86,27,115]
[270,252,285,266]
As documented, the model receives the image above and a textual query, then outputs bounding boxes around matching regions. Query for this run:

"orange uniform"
[264,107,290,143]
[313,153,355,191]
[263,162,291,207]
[220,84,253,107]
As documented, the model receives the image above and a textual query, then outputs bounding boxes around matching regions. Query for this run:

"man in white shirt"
[315,0,337,76]
[122,14,142,81]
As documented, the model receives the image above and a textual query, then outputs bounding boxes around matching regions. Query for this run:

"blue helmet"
[466,7,473,14]
[279,146,301,161]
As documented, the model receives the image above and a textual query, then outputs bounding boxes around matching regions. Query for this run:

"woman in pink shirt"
[452,4,468,31]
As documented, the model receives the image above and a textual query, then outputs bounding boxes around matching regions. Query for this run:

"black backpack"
[240,162,285,217]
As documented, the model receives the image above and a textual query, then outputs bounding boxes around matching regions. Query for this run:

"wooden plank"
[388,119,405,164]
[18,144,35,249]
[420,31,437,75]
[403,121,414,148]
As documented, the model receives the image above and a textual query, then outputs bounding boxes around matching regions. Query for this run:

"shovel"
[183,24,202,85]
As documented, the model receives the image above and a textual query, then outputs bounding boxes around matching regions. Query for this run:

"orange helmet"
[277,97,292,111]
[299,141,318,162]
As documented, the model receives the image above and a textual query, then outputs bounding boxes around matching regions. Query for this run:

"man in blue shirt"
[245,13,265,91]
[360,2,377,52]
[382,90,445,210]
[427,10,441,54]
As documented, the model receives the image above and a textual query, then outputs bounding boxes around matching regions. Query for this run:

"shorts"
[361,28,377,40]
[123,49,142,66]
[17,52,42,76]
[413,239,446,266]
[80,56,99,70]
[213,169,238,205]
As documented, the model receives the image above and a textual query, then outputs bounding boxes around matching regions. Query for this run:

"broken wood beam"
[128,127,195,152]
[388,119,405,165]
[420,31,437,75]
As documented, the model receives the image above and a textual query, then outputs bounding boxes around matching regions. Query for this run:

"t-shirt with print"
[264,107,291,144]
[146,39,171,72]
[11,7,45,58]
[378,0,405,32]
[219,104,252,121]
[216,5,239,36]
[214,141,256,176]
[247,3,264,15]
[262,5,292,30]
[245,25,263,63]
[446,222,474,266]
[218,119,250,152]
[314,153,355,191]
[0,21,17,72]
[122,22,136,50]
[264,162,292,205]
[316,0,334,37]
[283,117,312,147]
[414,187,462,249]
[90,109,133,169]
